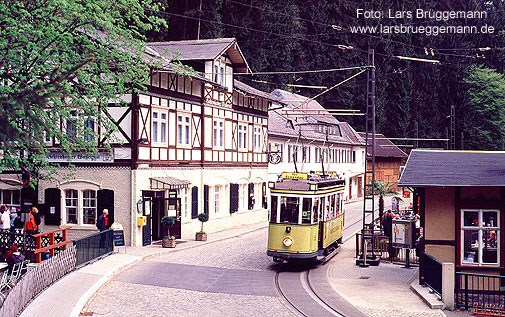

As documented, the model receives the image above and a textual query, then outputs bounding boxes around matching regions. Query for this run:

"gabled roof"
[357,133,407,158]
[148,38,251,73]
[234,80,272,100]
[398,150,505,187]
[268,89,363,146]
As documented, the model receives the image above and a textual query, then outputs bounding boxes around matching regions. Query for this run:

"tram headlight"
[282,237,293,247]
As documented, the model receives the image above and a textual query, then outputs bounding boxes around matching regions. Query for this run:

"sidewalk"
[21,221,268,317]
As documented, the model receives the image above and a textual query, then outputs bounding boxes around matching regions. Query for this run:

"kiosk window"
[270,196,278,223]
[280,197,299,223]
[302,198,312,224]
[461,209,499,266]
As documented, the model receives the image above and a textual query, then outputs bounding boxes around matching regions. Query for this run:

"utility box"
[137,216,147,226]
[392,218,416,249]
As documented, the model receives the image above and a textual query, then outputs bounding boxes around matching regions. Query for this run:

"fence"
[33,227,72,263]
[456,272,505,311]
[0,244,77,316]
[0,230,66,263]
[421,252,443,296]
[355,232,419,266]
[73,229,114,268]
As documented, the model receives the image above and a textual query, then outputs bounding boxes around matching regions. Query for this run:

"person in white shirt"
[0,204,11,231]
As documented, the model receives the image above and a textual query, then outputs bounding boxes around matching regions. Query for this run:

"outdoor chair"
[6,260,27,290]
[0,272,8,292]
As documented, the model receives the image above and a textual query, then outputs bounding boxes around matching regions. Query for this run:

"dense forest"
[147,0,505,151]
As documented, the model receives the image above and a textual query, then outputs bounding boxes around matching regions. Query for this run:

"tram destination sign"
[281,172,308,180]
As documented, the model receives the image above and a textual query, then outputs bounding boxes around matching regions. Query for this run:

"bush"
[197,213,209,223]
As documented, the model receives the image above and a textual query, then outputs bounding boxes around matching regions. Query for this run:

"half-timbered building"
[35,38,271,246]
[267,89,365,200]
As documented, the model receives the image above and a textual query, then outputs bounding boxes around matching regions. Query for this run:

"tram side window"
[280,197,299,223]
[336,193,341,215]
[302,198,312,224]
[270,196,278,223]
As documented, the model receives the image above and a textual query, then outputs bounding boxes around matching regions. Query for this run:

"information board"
[113,230,125,247]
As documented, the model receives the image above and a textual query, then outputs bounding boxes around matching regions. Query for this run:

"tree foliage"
[462,65,505,150]
[0,0,165,182]
[159,0,505,151]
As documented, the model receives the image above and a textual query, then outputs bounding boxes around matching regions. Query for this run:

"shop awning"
[150,177,190,190]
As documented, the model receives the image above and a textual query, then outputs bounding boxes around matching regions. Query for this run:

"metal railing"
[456,272,505,311]
[73,229,113,268]
[355,232,419,266]
[421,252,442,296]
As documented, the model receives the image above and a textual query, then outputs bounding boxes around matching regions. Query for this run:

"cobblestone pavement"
[83,228,292,316]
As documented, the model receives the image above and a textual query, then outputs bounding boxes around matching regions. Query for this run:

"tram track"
[274,267,345,317]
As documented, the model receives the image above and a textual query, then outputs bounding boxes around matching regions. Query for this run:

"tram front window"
[280,197,299,223]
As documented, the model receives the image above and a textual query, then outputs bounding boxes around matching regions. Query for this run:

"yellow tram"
[267,172,345,262]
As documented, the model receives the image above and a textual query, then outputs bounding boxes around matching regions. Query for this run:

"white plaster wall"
[133,166,268,244]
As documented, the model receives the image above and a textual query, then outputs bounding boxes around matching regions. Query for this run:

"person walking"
[96,209,109,231]
[0,204,10,232]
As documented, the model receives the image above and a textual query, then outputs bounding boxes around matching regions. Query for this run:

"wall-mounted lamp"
[137,138,149,144]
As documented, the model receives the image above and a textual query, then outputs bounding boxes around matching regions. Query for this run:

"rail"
[456,272,505,311]
[73,229,114,268]
[355,232,419,266]
[421,252,442,296]
[33,227,72,263]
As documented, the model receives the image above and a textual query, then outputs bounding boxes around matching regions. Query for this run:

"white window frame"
[177,113,191,147]
[253,126,262,151]
[239,184,247,210]
[214,185,221,214]
[238,123,248,151]
[62,188,98,226]
[213,119,224,148]
[152,110,168,144]
[461,209,500,266]
[0,190,21,210]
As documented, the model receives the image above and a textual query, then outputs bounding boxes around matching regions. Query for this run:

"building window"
[177,114,191,146]
[214,65,218,83]
[352,150,356,163]
[152,112,159,143]
[238,124,247,150]
[82,190,97,225]
[254,127,261,150]
[67,110,77,140]
[220,66,224,85]
[293,145,298,163]
[214,185,221,214]
[65,189,78,224]
[64,189,98,226]
[315,147,320,163]
[287,145,292,163]
[0,190,20,210]
[461,209,500,266]
[302,146,310,163]
[161,113,167,143]
[85,118,95,142]
[213,120,224,148]
[180,188,189,218]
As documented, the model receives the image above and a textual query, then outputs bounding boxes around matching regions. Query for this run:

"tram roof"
[272,177,344,192]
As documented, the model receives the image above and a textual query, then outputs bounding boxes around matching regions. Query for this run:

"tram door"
[318,197,326,249]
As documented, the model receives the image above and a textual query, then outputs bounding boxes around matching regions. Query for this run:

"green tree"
[0,0,166,183]
[461,65,505,150]
[374,181,399,222]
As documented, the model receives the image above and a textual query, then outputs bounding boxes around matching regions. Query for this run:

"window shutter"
[44,188,61,225]
[191,186,198,219]
[21,187,36,213]
[97,189,114,228]
[204,185,209,215]
[230,184,239,213]
[262,182,267,209]
[248,183,254,210]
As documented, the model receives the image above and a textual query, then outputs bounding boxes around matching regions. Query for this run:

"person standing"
[0,205,10,232]
[96,209,109,231]
[24,207,38,235]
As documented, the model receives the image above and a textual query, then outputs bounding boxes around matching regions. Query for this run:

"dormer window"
[286,120,294,129]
